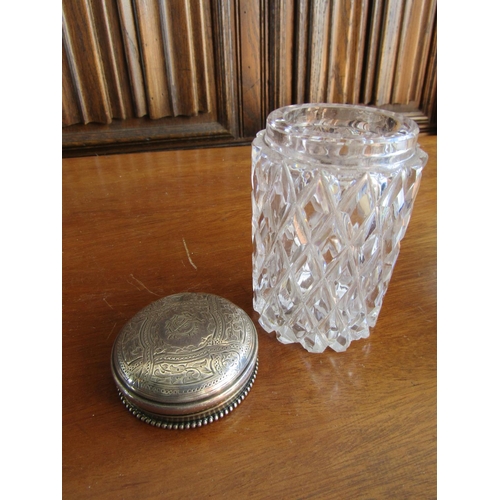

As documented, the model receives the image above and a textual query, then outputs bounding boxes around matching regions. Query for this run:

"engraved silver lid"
[111,293,258,429]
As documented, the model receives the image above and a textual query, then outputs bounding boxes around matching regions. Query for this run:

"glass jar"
[251,104,428,353]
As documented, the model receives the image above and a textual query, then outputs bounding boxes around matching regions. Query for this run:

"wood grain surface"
[63,135,437,499]
[63,2,436,157]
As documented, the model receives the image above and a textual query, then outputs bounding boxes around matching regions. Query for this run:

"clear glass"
[251,104,428,353]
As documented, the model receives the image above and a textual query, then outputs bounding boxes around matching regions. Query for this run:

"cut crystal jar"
[251,104,428,353]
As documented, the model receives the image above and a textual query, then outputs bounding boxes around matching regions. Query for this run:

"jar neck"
[263,104,420,169]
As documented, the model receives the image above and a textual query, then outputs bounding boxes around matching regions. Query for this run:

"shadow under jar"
[251,104,428,353]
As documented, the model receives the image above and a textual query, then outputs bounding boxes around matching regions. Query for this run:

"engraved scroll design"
[116,294,253,395]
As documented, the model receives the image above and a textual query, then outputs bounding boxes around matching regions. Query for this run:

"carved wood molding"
[63,0,436,157]
[269,0,437,129]
[63,0,240,156]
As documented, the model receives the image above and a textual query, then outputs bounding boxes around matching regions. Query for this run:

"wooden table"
[63,135,436,499]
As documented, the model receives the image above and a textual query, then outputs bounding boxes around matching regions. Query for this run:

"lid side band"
[116,359,258,430]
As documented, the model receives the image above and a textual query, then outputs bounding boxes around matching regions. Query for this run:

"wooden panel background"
[62,0,214,124]
[63,0,437,157]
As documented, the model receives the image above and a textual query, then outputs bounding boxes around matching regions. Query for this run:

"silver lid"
[111,293,258,429]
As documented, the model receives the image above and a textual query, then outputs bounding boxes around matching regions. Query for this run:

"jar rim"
[264,103,420,166]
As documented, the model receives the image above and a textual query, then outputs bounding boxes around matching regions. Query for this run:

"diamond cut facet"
[252,104,427,352]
